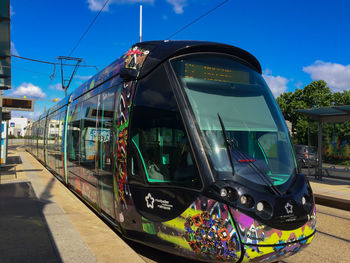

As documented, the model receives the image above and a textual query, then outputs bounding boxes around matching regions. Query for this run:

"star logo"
[285,202,293,214]
[145,193,155,209]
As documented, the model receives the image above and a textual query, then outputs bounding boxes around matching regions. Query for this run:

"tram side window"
[56,110,65,174]
[68,104,81,163]
[97,89,115,172]
[130,66,202,189]
[80,96,98,171]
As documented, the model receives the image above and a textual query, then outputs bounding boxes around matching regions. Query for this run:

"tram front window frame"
[128,65,203,190]
[170,53,297,191]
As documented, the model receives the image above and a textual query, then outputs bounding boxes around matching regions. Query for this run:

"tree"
[277,80,350,164]
[276,80,332,144]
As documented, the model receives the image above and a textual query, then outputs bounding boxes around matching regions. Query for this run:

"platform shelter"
[296,105,350,177]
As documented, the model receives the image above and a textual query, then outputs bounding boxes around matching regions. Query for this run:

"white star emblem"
[285,202,293,214]
[145,193,155,209]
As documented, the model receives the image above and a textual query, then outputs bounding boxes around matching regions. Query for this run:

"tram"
[25,41,316,262]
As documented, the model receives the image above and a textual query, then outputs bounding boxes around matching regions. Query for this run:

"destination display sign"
[0,97,34,111]
[184,63,250,84]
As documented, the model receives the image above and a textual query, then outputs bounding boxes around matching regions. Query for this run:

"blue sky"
[6,0,350,118]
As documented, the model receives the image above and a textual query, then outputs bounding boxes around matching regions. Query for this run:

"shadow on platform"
[0,179,61,262]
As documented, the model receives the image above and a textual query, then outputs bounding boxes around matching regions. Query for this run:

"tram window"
[129,136,145,182]
[56,110,65,175]
[80,96,98,171]
[130,66,201,189]
[38,118,45,161]
[67,104,81,163]
[97,89,115,172]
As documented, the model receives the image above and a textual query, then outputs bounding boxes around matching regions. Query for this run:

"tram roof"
[135,40,262,77]
[69,41,262,101]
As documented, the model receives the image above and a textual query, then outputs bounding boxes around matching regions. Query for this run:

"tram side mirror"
[119,68,138,81]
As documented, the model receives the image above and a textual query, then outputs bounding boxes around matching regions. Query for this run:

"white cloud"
[49,83,64,91]
[263,70,289,98]
[294,81,303,89]
[303,60,350,92]
[263,68,272,75]
[11,42,19,56]
[10,5,15,16]
[167,0,187,14]
[11,83,46,99]
[12,110,42,119]
[87,0,154,12]
[87,0,111,12]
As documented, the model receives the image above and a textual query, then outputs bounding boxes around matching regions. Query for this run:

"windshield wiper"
[217,113,282,196]
[217,113,235,175]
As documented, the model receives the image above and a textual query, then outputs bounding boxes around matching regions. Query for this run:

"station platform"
[0,145,145,263]
[1,145,350,262]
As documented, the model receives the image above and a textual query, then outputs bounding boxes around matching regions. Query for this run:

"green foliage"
[276,80,350,164]
[276,80,332,145]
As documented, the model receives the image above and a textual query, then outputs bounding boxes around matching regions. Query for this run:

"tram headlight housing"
[256,202,264,212]
[255,200,273,219]
[220,187,239,202]
[240,194,254,208]
[220,188,228,197]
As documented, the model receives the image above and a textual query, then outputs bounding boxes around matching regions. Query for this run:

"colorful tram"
[25,41,316,262]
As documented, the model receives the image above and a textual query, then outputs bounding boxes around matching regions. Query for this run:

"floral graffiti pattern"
[115,46,150,211]
[230,206,316,262]
[159,197,242,262]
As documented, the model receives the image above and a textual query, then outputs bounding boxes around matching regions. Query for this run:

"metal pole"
[139,5,142,42]
[0,91,3,165]
[318,121,323,179]
[5,120,8,164]
[0,106,2,166]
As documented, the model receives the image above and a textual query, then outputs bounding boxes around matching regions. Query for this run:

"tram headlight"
[240,195,247,204]
[220,188,228,197]
[255,201,273,219]
[302,196,306,205]
[240,195,254,208]
[256,202,264,212]
[302,195,313,213]
[220,187,239,202]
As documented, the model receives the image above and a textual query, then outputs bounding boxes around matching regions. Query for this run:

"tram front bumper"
[229,206,316,262]
[240,233,315,262]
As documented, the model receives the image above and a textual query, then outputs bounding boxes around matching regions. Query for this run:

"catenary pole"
[140,5,142,42]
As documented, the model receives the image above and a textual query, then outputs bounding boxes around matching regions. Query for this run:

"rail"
[303,165,350,181]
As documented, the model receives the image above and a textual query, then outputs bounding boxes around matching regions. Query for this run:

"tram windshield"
[171,54,297,187]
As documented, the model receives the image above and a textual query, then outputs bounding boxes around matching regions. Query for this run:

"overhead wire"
[11,0,227,80]
[68,0,110,56]
[8,1,109,96]
[166,0,230,40]
[1,64,51,76]
[11,54,99,71]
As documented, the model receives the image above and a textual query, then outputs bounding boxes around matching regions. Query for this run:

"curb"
[314,193,350,211]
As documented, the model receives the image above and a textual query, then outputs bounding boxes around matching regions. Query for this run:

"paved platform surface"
[308,176,350,211]
[1,145,350,262]
[0,146,145,263]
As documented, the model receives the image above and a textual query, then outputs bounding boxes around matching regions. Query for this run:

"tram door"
[96,88,116,219]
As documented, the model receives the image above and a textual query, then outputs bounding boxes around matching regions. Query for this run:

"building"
[8,117,33,137]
